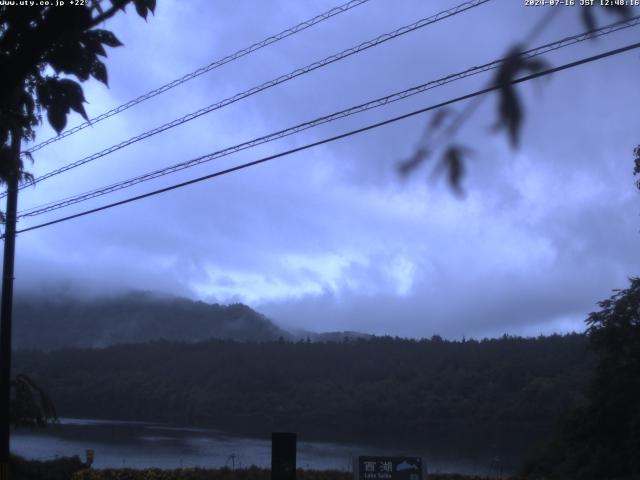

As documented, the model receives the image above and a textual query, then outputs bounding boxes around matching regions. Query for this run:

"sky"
[12,0,640,339]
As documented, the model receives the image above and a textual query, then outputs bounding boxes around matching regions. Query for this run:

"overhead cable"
[10,40,640,237]
[9,0,491,198]
[23,0,372,156]
[18,16,640,219]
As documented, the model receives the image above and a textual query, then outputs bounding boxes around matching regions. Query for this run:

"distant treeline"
[15,334,591,451]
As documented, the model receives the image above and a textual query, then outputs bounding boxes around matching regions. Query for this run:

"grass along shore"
[12,456,507,480]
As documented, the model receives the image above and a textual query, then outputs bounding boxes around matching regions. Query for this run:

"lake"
[12,418,512,475]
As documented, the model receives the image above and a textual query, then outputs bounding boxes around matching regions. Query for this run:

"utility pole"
[0,126,21,480]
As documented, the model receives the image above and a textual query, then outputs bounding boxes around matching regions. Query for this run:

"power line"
[17,15,640,219]
[22,0,372,156]
[10,40,640,238]
[8,0,491,198]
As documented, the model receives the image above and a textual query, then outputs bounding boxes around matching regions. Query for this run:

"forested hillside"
[13,291,291,349]
[15,334,591,453]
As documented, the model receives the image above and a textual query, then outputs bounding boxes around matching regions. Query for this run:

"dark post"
[271,432,296,480]
[0,131,20,480]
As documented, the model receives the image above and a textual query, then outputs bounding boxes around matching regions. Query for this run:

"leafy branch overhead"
[582,3,632,33]
[36,79,88,135]
[0,0,156,184]
[491,45,548,149]
[399,4,633,194]
[0,0,155,426]
[437,145,472,196]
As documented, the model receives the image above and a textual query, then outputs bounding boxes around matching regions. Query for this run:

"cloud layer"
[13,0,640,338]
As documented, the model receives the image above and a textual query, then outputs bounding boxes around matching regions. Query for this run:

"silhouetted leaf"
[634,145,640,191]
[581,4,632,32]
[91,29,123,48]
[133,0,156,19]
[134,1,147,18]
[522,57,547,75]
[81,30,108,57]
[110,0,128,12]
[492,46,549,148]
[398,147,430,177]
[496,85,521,148]
[436,145,472,195]
[20,152,35,185]
[47,106,67,134]
[45,41,95,80]
[429,108,451,130]
[47,28,123,82]
[36,78,88,132]
[582,8,597,33]
[20,171,34,186]
[22,151,33,165]
[59,79,88,119]
[91,59,108,85]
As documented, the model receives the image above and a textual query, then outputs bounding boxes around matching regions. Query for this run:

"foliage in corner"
[0,0,156,185]
[522,277,640,479]
[0,0,154,427]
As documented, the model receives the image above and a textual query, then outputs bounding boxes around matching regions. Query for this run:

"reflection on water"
[12,418,513,475]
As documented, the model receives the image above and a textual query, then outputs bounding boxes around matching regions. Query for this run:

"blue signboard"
[356,456,423,480]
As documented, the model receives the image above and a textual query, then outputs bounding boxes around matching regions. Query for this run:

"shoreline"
[11,456,509,480]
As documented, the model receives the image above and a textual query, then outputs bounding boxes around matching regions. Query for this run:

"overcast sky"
[13,0,640,338]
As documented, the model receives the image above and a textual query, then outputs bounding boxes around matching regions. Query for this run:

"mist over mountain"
[13,291,294,349]
[13,291,374,350]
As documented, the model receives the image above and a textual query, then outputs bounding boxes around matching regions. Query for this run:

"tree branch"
[89,0,131,28]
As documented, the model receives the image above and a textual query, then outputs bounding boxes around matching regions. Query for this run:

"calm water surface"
[12,418,510,475]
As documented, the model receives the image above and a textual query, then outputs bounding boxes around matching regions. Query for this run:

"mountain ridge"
[13,290,370,350]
